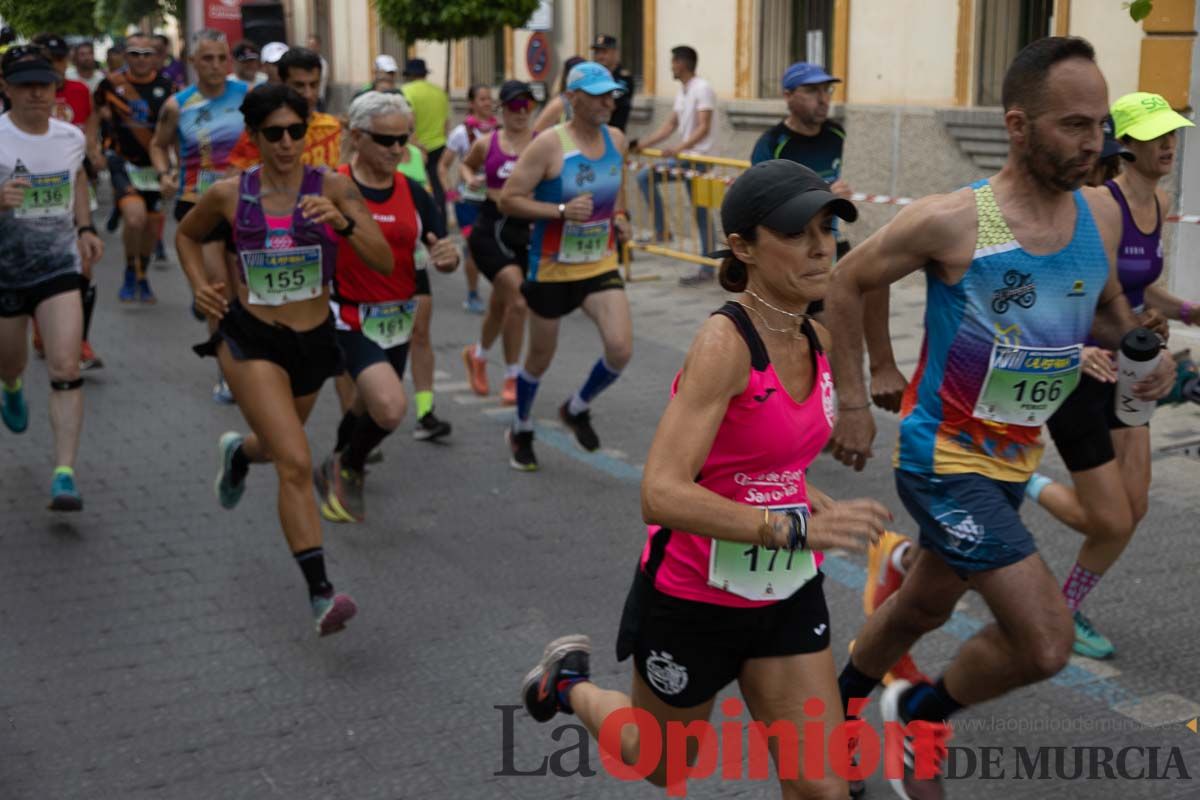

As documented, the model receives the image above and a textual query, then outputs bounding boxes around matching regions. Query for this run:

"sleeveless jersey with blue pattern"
[176,78,248,202]
[896,180,1110,483]
[528,124,622,283]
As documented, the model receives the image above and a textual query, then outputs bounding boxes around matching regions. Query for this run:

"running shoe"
[1,382,28,433]
[463,292,485,315]
[1072,610,1115,660]
[118,269,137,303]
[324,452,365,523]
[49,469,82,512]
[559,401,600,452]
[136,279,156,304]
[880,680,951,800]
[311,590,357,636]
[521,634,591,723]
[507,427,538,471]
[214,431,247,510]
[864,532,931,686]
[80,341,103,371]
[32,326,44,358]
[462,345,489,396]
[501,376,518,406]
[412,409,452,441]
[212,378,234,405]
[154,238,168,266]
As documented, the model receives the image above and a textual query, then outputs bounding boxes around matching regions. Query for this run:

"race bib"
[240,245,323,306]
[557,219,610,264]
[127,165,160,192]
[973,343,1081,426]
[15,171,72,218]
[361,299,416,349]
[708,504,817,601]
[460,182,487,203]
[194,169,224,195]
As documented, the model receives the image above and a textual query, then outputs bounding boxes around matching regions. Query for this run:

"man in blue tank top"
[499,62,632,472]
[823,37,1177,800]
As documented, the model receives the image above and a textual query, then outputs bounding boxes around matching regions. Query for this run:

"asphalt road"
[1,213,1198,800]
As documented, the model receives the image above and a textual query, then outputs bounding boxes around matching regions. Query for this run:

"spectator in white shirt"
[631,45,717,282]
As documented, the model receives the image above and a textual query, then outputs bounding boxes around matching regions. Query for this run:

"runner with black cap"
[0,44,104,510]
[520,160,887,798]
[232,40,267,86]
[461,79,539,405]
[498,61,633,470]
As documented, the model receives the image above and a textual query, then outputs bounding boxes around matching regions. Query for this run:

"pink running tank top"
[639,302,836,608]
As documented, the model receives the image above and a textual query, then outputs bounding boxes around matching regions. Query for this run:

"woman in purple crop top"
[519,161,889,797]
[176,84,389,637]
[1037,95,1199,660]
[460,80,539,405]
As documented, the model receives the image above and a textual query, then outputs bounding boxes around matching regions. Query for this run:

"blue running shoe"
[311,591,357,636]
[1072,610,1115,660]
[1,381,28,433]
[214,431,247,509]
[212,378,234,405]
[463,292,485,315]
[136,279,156,304]
[118,269,136,303]
[49,468,82,511]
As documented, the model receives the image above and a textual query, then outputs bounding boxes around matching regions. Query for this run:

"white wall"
[1068,0,1142,102]
[848,0,960,106]
[654,0,739,97]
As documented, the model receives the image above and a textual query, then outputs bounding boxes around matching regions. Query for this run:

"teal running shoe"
[49,468,82,511]
[1072,610,1115,660]
[311,591,357,636]
[214,431,247,509]
[1,382,28,433]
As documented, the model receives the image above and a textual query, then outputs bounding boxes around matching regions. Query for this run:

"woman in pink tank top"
[519,161,890,797]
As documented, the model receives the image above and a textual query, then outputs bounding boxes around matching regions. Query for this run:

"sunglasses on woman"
[504,97,534,112]
[366,131,409,148]
[259,123,308,143]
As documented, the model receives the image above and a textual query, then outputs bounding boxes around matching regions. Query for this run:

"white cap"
[261,42,289,65]
[374,54,399,73]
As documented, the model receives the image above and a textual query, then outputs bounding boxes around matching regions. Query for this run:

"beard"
[1024,122,1093,192]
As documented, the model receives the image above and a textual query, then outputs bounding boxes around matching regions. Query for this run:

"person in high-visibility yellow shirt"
[400,58,449,212]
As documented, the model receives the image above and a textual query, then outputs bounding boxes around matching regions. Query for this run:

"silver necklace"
[734,299,808,341]
[745,289,809,320]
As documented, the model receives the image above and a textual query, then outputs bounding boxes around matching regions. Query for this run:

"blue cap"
[782,61,841,91]
[566,61,623,96]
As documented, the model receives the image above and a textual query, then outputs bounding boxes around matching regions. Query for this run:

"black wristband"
[786,509,808,552]
[334,216,356,237]
[77,225,98,238]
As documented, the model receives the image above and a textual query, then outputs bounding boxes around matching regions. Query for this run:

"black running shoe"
[506,427,538,471]
[412,409,452,441]
[559,402,600,452]
[521,635,591,723]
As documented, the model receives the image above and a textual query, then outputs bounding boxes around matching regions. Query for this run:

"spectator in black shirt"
[589,34,634,131]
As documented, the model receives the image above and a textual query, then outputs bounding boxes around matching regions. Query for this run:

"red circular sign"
[526,32,551,81]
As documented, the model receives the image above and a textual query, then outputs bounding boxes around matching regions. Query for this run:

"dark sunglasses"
[365,131,409,148]
[125,48,156,57]
[504,97,534,112]
[259,123,308,143]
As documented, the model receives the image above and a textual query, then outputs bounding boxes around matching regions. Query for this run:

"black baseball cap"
[233,41,261,62]
[591,34,618,50]
[32,33,69,58]
[712,160,857,255]
[1,46,59,85]
[498,79,534,103]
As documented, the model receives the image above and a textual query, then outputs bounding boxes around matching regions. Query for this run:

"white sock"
[891,540,911,575]
[567,392,589,416]
[505,363,520,379]
[513,416,534,432]
[474,343,488,360]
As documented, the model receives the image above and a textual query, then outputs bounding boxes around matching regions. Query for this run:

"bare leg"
[580,289,634,371]
[1035,460,1135,570]
[410,294,434,395]
[0,315,29,386]
[36,291,84,468]
[355,360,407,430]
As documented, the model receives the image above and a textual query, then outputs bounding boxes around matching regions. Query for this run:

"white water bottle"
[1114,327,1161,426]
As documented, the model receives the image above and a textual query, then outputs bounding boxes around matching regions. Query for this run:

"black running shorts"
[616,565,831,708]
[193,299,342,397]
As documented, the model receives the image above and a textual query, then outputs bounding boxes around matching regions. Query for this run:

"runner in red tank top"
[315,90,459,524]
[519,161,889,798]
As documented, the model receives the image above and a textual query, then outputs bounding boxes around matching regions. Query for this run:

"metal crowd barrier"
[621,148,752,281]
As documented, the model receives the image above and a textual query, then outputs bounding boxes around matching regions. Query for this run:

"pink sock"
[1062,562,1101,611]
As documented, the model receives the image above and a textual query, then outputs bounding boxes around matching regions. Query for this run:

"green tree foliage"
[1125,0,1154,22]
[0,0,99,35]
[372,0,541,42]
